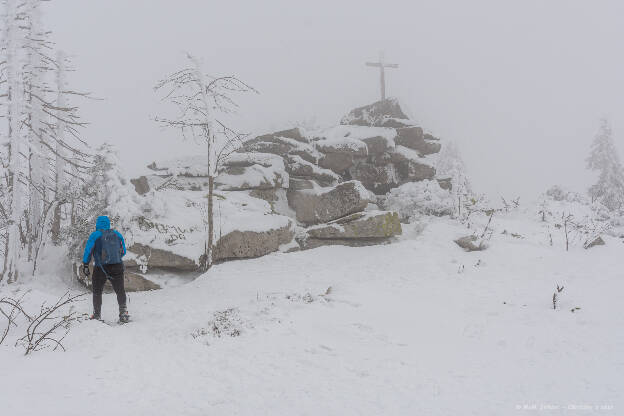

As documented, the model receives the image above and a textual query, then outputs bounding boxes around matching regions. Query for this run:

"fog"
[46,0,624,199]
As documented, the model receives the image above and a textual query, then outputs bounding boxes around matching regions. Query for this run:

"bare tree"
[562,213,574,252]
[553,284,564,310]
[154,53,257,270]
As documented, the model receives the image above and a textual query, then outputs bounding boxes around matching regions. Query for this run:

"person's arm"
[114,230,126,257]
[82,231,102,264]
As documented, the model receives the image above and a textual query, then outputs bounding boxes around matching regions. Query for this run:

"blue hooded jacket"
[82,216,126,265]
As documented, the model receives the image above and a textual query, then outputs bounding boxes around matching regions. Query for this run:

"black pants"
[92,263,127,316]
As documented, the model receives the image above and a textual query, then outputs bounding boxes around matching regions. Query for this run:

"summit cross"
[365,52,398,101]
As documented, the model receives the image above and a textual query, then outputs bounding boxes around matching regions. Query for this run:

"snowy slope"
[1,216,622,415]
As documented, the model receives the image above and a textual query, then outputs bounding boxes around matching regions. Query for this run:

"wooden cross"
[365,52,398,101]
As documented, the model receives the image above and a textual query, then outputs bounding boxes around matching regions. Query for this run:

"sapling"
[552,284,564,310]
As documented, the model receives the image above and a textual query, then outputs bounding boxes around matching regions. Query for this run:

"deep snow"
[1,215,622,415]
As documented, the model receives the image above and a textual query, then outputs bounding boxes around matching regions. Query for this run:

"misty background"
[45,0,624,199]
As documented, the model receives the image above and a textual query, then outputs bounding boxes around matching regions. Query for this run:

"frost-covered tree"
[62,144,137,268]
[0,0,90,282]
[154,53,257,270]
[435,141,473,216]
[1,0,28,283]
[586,119,624,211]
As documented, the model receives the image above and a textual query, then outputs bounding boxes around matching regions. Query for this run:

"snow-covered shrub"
[384,180,454,222]
[539,185,622,247]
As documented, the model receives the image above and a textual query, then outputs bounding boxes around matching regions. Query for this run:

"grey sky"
[45,0,624,199]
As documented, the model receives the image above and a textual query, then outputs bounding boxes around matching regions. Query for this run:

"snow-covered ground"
[1,215,622,415]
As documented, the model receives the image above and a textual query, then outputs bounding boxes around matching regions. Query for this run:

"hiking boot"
[119,305,130,323]
[119,311,130,323]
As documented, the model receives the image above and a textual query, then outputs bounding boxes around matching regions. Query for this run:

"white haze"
[45,0,624,199]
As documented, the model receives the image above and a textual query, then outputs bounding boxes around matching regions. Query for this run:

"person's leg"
[91,267,106,318]
[107,263,127,314]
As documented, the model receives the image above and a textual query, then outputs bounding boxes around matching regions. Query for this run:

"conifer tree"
[586,119,624,211]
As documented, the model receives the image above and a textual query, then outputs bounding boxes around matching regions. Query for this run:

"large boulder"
[241,134,319,163]
[285,155,341,187]
[216,152,289,191]
[255,127,308,144]
[214,221,294,261]
[340,98,409,127]
[391,146,436,183]
[316,135,368,174]
[348,162,399,195]
[287,180,373,225]
[395,127,441,155]
[127,243,199,271]
[306,211,402,239]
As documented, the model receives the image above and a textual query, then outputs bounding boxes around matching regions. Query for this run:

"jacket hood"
[95,216,111,230]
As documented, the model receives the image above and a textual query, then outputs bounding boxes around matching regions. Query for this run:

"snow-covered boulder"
[241,131,320,164]
[395,127,441,155]
[214,221,294,260]
[255,127,309,143]
[285,155,340,187]
[340,98,411,127]
[127,188,295,273]
[584,236,605,249]
[454,235,487,252]
[306,211,401,240]
[216,152,288,191]
[287,180,373,225]
[390,146,437,183]
[127,242,198,271]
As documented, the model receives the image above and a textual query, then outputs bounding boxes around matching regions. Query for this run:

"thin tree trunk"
[207,175,214,269]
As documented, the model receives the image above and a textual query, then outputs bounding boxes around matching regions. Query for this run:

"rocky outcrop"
[214,221,294,261]
[288,180,372,225]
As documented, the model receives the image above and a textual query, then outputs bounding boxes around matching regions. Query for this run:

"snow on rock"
[284,155,341,186]
[147,155,208,177]
[340,97,409,127]
[127,188,294,273]
[304,210,401,241]
[215,163,288,191]
[395,126,441,155]
[287,180,373,225]
[240,132,321,164]
[254,127,309,144]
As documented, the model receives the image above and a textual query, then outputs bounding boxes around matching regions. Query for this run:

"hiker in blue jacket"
[82,215,130,323]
